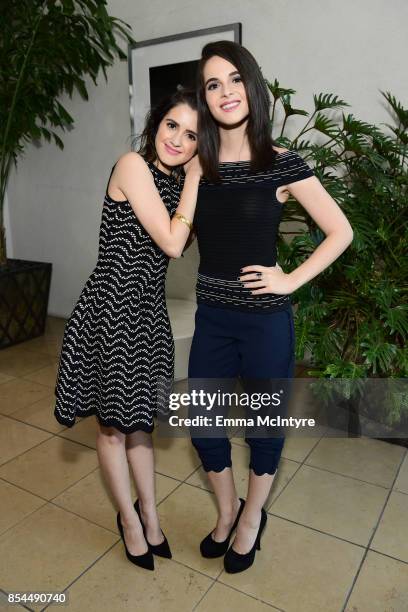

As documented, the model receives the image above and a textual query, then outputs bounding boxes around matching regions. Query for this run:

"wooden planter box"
[0,258,52,350]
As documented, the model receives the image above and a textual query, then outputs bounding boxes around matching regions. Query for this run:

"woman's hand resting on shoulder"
[184,154,203,177]
[238,263,298,295]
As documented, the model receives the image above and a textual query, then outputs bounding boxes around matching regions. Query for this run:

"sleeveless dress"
[54,160,180,434]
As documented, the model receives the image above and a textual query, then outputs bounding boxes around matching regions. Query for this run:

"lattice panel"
[0,259,52,349]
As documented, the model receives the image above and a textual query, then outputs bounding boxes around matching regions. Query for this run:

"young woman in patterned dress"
[54,89,202,570]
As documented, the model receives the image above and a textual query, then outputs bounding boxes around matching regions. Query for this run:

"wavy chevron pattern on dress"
[54,161,179,434]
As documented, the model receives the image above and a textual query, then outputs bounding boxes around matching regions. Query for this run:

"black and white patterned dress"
[54,160,179,434]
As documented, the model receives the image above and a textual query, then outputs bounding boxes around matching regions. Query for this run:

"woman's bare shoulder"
[272,145,289,155]
[115,151,148,170]
[108,152,152,200]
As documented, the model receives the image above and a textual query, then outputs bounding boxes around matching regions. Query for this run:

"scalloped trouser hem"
[191,436,285,476]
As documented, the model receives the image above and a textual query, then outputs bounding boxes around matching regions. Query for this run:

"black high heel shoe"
[200,497,246,558]
[223,507,267,573]
[134,499,172,559]
[116,511,154,570]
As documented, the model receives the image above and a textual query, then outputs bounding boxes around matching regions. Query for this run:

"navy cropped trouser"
[188,302,296,476]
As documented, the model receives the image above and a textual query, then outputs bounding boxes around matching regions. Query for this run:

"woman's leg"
[125,429,164,545]
[233,306,296,553]
[206,468,242,541]
[96,422,148,555]
[188,304,241,541]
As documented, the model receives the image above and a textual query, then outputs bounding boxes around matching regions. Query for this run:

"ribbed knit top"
[192,149,315,312]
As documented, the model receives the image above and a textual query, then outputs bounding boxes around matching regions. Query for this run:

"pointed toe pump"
[223,507,267,573]
[116,512,155,570]
[134,499,172,559]
[200,497,246,559]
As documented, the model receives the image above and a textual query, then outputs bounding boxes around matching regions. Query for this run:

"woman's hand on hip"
[238,264,297,295]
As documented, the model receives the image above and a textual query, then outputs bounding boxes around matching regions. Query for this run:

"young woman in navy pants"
[187,41,354,573]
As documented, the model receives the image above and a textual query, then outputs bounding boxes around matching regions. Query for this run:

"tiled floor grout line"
[1,372,59,405]
[265,460,304,507]
[227,435,321,509]
[1,473,185,543]
[267,505,407,567]
[264,509,368,550]
[0,472,125,540]
[38,543,221,612]
[0,476,51,504]
[0,433,198,538]
[0,376,17,384]
[12,345,61,358]
[367,547,408,566]
[391,486,408,497]
[191,581,219,612]
[0,430,56,469]
[40,539,123,612]
[182,479,215,498]
[0,377,57,409]
[213,546,278,607]
[192,577,286,612]
[217,577,287,612]
[46,500,128,536]
[0,412,66,437]
[298,459,401,490]
[232,434,402,497]
[0,358,59,382]
[340,449,408,612]
[215,433,407,496]
[0,497,50,539]
[46,465,187,534]
[1,467,214,611]
[0,588,33,611]
[156,478,191,509]
[181,462,302,514]
[298,436,326,463]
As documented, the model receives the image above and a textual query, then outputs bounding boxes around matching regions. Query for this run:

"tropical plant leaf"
[381,91,408,129]
[0,0,137,235]
[313,113,339,138]
[265,78,296,100]
[313,93,350,111]
[360,341,398,374]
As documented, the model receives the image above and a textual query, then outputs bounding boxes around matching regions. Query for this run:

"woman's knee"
[96,422,126,446]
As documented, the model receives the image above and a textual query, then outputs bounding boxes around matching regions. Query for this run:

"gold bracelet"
[174,212,193,230]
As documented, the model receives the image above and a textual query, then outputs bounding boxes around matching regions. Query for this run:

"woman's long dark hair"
[132,86,197,174]
[197,40,278,183]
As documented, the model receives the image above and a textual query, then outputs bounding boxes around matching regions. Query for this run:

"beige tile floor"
[0,316,407,612]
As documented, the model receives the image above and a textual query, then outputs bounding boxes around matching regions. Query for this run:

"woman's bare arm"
[286,176,353,291]
[113,151,201,258]
[240,175,354,295]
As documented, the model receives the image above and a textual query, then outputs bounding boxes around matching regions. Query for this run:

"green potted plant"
[0,0,135,348]
[268,80,408,444]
